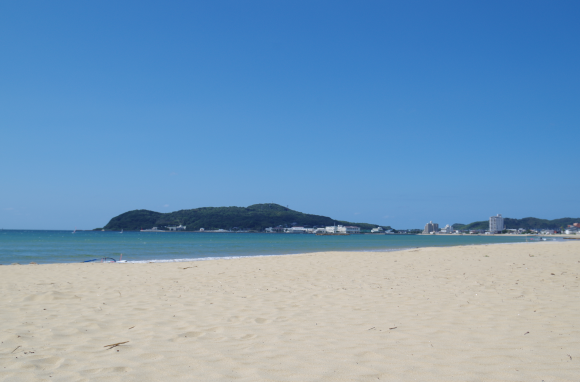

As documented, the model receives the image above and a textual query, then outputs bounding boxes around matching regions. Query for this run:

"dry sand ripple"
[1,241,579,381]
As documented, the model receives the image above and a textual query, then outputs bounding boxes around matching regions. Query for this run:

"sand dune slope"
[1,241,579,381]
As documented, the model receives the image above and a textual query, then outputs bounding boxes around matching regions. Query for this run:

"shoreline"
[1,236,567,266]
[122,238,573,264]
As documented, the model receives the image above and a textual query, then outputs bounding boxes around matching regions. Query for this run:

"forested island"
[453,217,579,231]
[99,203,388,232]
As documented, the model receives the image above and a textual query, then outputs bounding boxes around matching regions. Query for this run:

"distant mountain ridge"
[100,203,387,231]
[453,217,580,231]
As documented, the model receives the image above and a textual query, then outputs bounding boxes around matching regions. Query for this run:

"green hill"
[453,217,580,231]
[100,203,387,231]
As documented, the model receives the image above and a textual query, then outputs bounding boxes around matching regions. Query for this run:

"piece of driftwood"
[104,341,129,350]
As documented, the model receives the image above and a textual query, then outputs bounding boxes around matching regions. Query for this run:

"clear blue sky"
[1,1,579,230]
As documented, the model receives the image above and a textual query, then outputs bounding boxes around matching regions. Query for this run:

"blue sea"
[0,230,553,265]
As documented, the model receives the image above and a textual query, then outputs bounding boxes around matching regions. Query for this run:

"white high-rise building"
[489,214,504,233]
[423,221,439,234]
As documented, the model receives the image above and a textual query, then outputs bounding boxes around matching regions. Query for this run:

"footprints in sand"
[84,366,132,374]
[180,331,205,338]
[31,356,65,368]
[139,353,164,361]
[228,315,286,324]
[23,291,72,301]
[171,315,285,344]
[229,315,283,324]
[173,331,206,342]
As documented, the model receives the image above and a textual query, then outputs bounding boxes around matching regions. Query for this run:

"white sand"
[1,241,579,381]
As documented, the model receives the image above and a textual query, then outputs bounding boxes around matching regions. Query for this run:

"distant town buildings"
[423,221,439,234]
[286,227,310,233]
[167,225,186,231]
[325,226,339,234]
[565,224,579,234]
[141,216,578,235]
[324,225,360,234]
[265,226,285,233]
[489,214,504,233]
[141,227,162,232]
[439,224,453,234]
[338,225,360,234]
[265,225,360,234]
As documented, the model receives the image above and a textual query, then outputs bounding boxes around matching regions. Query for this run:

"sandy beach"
[1,241,579,381]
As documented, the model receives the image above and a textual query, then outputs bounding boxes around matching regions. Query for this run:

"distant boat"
[120,229,123,234]
[72,228,76,234]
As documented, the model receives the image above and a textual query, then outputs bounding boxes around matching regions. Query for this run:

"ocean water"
[0,230,549,265]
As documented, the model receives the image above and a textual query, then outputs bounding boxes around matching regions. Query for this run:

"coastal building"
[337,225,360,234]
[423,221,439,234]
[265,226,287,233]
[285,227,308,233]
[167,225,186,231]
[371,227,384,233]
[141,227,164,232]
[439,224,453,234]
[489,214,504,233]
[325,225,360,234]
[565,226,579,234]
[325,225,338,233]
